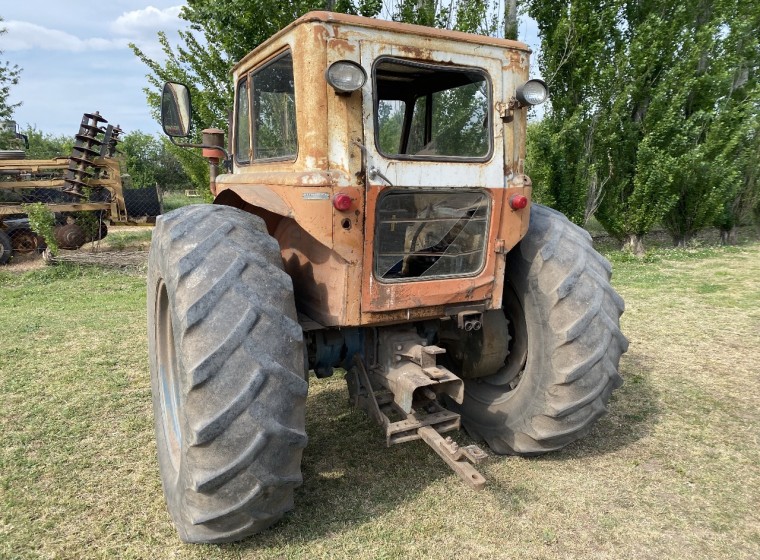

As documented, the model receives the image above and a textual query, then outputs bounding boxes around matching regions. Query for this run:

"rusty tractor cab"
[149,12,627,544]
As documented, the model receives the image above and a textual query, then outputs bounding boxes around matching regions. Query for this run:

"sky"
[2,2,190,136]
[2,2,541,138]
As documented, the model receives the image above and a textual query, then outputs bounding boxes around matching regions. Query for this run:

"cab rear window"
[374,58,491,160]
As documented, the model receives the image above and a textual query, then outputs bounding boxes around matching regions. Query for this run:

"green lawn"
[161,192,204,213]
[1,243,759,559]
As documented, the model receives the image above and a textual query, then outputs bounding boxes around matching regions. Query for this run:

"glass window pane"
[377,100,405,154]
[374,58,491,160]
[374,190,490,281]
[235,78,251,163]
[408,96,427,154]
[253,52,297,161]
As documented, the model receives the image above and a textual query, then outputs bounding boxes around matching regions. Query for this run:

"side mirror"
[161,82,192,137]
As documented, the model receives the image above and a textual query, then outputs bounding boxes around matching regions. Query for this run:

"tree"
[0,16,22,148]
[526,0,759,253]
[634,0,760,247]
[387,1,505,35]
[524,0,625,228]
[22,126,73,159]
[119,130,191,191]
[710,1,760,244]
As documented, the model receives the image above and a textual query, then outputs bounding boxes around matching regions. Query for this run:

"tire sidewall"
[458,204,626,454]
[146,204,308,543]
[147,233,189,534]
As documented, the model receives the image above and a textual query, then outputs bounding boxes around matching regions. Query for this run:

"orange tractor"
[150,12,627,543]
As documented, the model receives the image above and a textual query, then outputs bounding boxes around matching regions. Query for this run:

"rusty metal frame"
[0,157,128,222]
[211,12,534,327]
[348,356,487,489]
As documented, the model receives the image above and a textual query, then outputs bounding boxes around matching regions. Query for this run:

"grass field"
[161,192,204,213]
[1,242,759,559]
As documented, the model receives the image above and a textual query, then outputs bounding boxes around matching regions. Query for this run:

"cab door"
[357,40,508,314]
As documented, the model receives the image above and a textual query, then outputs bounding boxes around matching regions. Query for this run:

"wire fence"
[0,180,202,265]
[0,112,205,266]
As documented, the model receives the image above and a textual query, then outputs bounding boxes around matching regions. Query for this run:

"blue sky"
[2,2,541,138]
[3,2,189,136]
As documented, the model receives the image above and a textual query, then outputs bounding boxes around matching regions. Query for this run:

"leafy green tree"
[636,0,759,246]
[525,120,556,207]
[154,141,195,192]
[119,130,191,191]
[22,126,73,159]
[709,1,760,244]
[0,16,22,148]
[523,0,626,228]
[120,131,162,188]
[527,0,759,252]
[388,0,505,35]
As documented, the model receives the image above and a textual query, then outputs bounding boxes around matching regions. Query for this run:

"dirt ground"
[1,224,153,272]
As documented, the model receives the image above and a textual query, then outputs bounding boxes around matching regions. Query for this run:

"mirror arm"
[168,136,230,161]
[168,136,232,171]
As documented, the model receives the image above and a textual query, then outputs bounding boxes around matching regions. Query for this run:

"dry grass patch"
[1,243,759,559]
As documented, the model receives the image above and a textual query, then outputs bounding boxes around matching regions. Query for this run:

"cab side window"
[234,78,251,163]
[253,51,297,161]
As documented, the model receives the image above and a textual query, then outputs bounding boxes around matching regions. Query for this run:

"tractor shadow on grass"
[222,373,453,551]
[541,349,661,461]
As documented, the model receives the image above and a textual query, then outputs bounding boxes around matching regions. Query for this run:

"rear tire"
[0,230,11,265]
[9,228,40,254]
[457,204,628,455]
[148,204,308,543]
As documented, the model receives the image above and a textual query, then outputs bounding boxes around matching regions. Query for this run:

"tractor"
[150,11,628,543]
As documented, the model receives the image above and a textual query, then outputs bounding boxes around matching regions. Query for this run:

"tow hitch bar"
[347,355,489,490]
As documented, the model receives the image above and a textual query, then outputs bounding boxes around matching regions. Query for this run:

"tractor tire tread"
[460,204,627,455]
[148,204,307,544]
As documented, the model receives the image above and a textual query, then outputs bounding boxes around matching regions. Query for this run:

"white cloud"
[110,5,184,37]
[3,21,126,52]
[3,6,186,54]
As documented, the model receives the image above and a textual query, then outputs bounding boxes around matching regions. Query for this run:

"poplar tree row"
[526,0,759,250]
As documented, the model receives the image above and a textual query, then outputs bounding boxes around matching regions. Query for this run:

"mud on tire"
[458,204,628,455]
[148,204,308,543]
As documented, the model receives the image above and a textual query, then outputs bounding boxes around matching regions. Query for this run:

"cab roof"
[232,11,531,74]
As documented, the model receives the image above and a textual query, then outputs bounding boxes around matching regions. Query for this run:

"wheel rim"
[11,229,39,254]
[481,279,528,388]
[156,280,182,471]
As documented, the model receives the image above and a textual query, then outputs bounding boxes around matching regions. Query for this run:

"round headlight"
[515,79,548,106]
[326,61,367,94]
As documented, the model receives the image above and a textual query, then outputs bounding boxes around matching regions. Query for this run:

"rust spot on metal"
[330,38,357,56]
[396,45,432,60]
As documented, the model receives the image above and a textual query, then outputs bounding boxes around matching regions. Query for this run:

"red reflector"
[333,193,352,211]
[509,194,528,210]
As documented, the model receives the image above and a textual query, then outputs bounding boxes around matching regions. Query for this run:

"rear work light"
[326,61,367,94]
[515,79,548,106]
